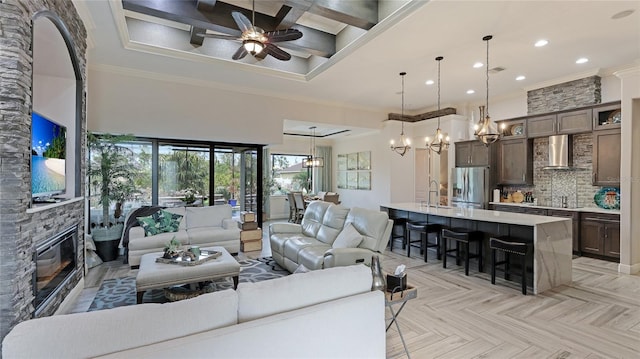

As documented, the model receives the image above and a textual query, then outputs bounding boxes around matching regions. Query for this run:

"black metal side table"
[385,285,417,359]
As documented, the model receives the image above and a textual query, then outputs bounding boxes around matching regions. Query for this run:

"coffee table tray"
[156,250,222,266]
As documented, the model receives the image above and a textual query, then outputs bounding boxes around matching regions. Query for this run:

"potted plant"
[88,133,137,260]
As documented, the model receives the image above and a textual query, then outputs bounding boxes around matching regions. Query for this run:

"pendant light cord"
[401,72,406,135]
[252,0,256,27]
[437,56,442,129]
[485,36,490,119]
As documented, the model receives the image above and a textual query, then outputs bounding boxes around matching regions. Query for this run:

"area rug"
[88,257,288,311]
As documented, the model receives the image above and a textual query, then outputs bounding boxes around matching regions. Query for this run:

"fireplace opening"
[33,225,77,316]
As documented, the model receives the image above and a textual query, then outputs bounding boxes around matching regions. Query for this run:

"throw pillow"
[332,222,363,249]
[137,209,183,237]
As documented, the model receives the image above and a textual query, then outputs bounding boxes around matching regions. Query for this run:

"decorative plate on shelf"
[608,110,621,124]
[511,124,524,136]
[594,187,620,210]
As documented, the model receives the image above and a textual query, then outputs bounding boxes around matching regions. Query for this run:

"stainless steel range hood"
[542,134,573,170]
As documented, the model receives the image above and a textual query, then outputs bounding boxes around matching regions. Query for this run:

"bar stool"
[490,237,532,295]
[441,228,483,276]
[406,221,441,262]
[388,217,407,251]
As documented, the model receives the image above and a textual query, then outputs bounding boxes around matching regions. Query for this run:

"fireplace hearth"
[33,225,78,316]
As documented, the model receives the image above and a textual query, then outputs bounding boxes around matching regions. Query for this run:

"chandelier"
[474,35,503,146]
[390,71,411,156]
[426,56,450,155]
[302,126,324,168]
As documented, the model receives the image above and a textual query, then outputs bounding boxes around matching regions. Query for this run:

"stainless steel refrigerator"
[450,167,490,209]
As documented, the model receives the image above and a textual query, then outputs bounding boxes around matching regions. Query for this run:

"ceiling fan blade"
[264,43,291,61]
[254,49,268,61]
[197,33,238,40]
[232,45,248,60]
[231,11,253,33]
[265,28,303,43]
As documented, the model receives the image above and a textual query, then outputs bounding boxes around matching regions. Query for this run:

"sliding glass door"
[158,143,210,207]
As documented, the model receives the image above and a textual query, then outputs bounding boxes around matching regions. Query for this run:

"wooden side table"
[385,285,417,359]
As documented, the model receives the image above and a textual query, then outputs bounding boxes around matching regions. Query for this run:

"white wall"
[87,67,386,145]
[33,74,76,199]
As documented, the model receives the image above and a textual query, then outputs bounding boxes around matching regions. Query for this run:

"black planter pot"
[94,239,120,262]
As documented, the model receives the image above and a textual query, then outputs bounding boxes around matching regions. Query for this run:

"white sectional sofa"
[2,265,385,359]
[127,205,240,267]
[270,201,393,272]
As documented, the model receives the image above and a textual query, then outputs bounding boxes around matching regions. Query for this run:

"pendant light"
[390,72,411,156]
[426,56,450,154]
[474,35,504,146]
[302,126,324,168]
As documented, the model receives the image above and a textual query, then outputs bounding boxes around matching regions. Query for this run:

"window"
[271,154,310,194]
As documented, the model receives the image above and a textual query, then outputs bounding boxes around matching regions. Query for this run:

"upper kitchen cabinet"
[592,128,621,186]
[455,140,489,167]
[527,109,592,138]
[557,108,592,134]
[527,114,557,138]
[497,118,527,139]
[497,138,533,185]
[593,102,621,130]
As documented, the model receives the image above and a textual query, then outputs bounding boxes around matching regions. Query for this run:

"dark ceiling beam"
[285,0,378,30]
[189,27,206,46]
[274,5,306,29]
[123,0,335,57]
[196,0,217,12]
[388,107,457,123]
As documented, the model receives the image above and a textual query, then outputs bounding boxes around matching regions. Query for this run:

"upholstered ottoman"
[135,246,240,303]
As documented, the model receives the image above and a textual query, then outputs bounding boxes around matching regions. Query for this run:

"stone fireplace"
[0,0,87,346]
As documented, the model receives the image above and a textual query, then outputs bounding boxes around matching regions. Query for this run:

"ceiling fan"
[198,0,302,61]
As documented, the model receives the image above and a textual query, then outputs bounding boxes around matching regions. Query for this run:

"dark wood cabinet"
[455,140,489,167]
[580,212,620,260]
[593,102,621,130]
[497,138,533,185]
[592,129,621,186]
[490,204,525,213]
[526,114,556,138]
[548,209,580,254]
[526,110,591,138]
[523,207,547,216]
[557,109,592,134]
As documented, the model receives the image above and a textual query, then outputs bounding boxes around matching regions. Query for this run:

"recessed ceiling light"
[516,75,526,81]
[466,89,475,94]
[425,80,434,85]
[473,62,483,68]
[612,9,634,19]
[534,39,549,47]
[576,57,589,64]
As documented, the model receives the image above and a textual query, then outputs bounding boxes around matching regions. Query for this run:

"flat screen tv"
[31,112,66,199]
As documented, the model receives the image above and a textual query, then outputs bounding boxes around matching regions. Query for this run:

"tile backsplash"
[503,134,604,208]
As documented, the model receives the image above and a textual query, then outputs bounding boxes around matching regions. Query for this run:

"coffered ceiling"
[75,0,640,135]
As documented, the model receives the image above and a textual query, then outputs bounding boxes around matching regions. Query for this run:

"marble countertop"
[380,202,571,226]
[488,202,620,215]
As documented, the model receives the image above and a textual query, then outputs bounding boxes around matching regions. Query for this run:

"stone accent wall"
[0,0,87,345]
[527,76,601,115]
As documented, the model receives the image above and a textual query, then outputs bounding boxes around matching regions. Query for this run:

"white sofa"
[270,201,393,272]
[2,265,385,359]
[127,205,240,267]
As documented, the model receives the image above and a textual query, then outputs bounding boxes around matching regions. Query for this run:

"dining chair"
[292,191,306,223]
[286,192,297,223]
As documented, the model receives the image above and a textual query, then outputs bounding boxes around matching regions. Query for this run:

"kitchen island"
[381,202,572,294]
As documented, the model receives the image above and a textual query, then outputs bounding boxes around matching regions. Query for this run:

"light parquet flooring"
[382,248,640,359]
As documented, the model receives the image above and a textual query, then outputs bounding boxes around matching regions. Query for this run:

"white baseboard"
[618,262,640,275]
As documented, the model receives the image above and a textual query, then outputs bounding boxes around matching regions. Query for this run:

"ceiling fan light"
[243,39,264,55]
